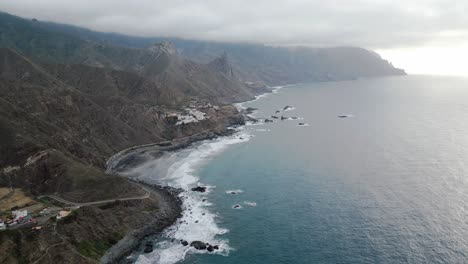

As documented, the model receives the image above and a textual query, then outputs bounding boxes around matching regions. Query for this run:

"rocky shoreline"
[99,82,274,264]
[101,125,242,264]
[101,184,182,264]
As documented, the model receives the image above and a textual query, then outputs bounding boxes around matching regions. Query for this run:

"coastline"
[102,86,282,264]
[101,128,240,264]
[101,184,183,264]
[102,78,406,263]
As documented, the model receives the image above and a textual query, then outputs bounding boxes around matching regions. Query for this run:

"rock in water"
[144,241,153,253]
[181,240,189,246]
[207,245,214,252]
[190,241,207,250]
[191,186,207,192]
[245,107,258,114]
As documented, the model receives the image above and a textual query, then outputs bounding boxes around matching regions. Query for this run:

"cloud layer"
[1,0,467,49]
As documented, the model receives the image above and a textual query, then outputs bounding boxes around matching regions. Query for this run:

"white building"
[56,210,71,220]
[12,210,28,220]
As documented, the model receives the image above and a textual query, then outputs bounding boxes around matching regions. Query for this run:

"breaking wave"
[133,132,251,264]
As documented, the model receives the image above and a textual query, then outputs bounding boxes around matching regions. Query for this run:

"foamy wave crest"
[271,85,286,94]
[135,131,251,264]
[283,117,304,121]
[243,201,257,207]
[235,86,284,111]
[225,189,244,194]
[283,107,296,112]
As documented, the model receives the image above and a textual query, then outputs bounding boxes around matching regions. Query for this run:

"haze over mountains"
[0,12,405,84]
[0,10,405,264]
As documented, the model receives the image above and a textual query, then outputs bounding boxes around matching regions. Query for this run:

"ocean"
[131,75,468,264]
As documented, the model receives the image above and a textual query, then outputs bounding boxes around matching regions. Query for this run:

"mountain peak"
[148,42,177,55]
[208,52,235,78]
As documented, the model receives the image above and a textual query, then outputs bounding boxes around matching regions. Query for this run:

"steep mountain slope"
[0,12,266,105]
[1,11,405,87]
[0,47,245,263]
[0,47,244,179]
[27,14,405,84]
[0,48,153,195]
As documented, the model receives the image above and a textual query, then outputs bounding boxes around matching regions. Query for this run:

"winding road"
[37,185,150,207]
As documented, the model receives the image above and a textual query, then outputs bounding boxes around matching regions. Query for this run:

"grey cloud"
[0,0,467,49]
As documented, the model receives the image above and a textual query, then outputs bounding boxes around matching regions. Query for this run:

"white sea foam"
[133,131,251,264]
[235,85,285,111]
[136,84,302,263]
[283,117,304,121]
[225,189,244,194]
[283,107,296,112]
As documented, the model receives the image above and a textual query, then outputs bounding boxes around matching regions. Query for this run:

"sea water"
[136,75,468,264]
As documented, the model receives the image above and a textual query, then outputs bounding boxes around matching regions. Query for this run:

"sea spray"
[134,85,287,263]
[131,131,252,264]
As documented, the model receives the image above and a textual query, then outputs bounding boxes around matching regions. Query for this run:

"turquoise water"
[180,76,468,264]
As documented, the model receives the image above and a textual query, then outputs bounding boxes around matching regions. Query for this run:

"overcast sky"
[1,0,467,75]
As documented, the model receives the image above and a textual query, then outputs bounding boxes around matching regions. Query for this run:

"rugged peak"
[220,51,228,60]
[208,52,235,78]
[148,42,177,55]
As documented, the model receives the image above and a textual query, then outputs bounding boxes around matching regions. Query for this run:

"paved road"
[37,185,150,207]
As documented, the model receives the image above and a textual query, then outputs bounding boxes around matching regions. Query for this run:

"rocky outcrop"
[191,186,207,193]
[190,241,207,250]
[144,242,153,253]
[208,52,235,78]
[189,241,219,252]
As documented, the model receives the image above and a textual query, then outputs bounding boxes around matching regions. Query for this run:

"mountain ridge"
[0,11,405,86]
